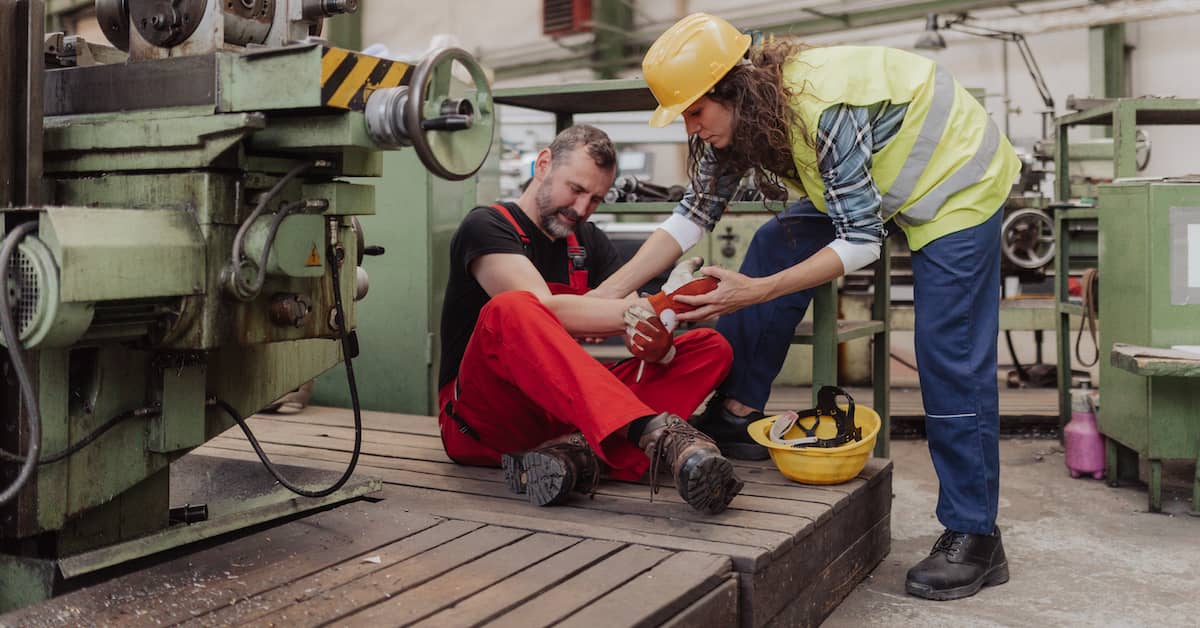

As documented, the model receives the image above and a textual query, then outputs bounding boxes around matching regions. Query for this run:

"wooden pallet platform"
[2,407,892,628]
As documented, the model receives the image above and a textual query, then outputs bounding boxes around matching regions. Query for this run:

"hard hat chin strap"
[769,386,863,449]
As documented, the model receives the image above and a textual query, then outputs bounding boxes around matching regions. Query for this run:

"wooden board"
[3,407,892,627]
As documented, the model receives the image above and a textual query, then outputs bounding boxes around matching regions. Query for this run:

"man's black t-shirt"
[437,202,623,388]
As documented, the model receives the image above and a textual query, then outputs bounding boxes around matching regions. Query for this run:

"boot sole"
[905,562,1010,601]
[516,450,575,507]
[677,453,744,515]
[501,453,526,494]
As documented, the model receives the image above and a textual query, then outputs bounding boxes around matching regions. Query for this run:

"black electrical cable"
[243,199,307,296]
[0,406,160,465]
[1000,280,1030,383]
[0,222,43,507]
[1005,330,1030,382]
[231,163,312,269]
[213,238,362,498]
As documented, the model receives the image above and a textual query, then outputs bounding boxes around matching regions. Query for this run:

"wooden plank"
[254,407,441,437]
[764,516,892,628]
[245,410,889,512]
[411,539,625,627]
[338,532,583,626]
[202,447,799,560]
[485,545,674,628]
[558,551,732,628]
[201,437,831,524]
[185,519,484,626]
[234,417,447,454]
[661,575,739,628]
[206,421,852,515]
[249,525,530,626]
[376,483,773,572]
[2,503,444,628]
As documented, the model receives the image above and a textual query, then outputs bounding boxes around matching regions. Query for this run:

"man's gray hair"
[547,124,617,171]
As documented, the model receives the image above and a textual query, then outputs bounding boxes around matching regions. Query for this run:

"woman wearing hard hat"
[596,12,1019,601]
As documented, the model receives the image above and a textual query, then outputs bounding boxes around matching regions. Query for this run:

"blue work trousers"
[717,206,1001,535]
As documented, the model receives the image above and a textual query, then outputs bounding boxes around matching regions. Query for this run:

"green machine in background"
[0,0,493,611]
[1097,178,1200,513]
[1051,99,1200,513]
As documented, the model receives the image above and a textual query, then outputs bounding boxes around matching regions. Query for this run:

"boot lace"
[644,416,716,502]
[932,530,967,557]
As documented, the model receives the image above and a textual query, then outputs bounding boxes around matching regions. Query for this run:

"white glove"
[662,256,704,294]
[623,305,676,365]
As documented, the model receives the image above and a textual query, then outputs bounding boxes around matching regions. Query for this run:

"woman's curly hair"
[688,39,812,203]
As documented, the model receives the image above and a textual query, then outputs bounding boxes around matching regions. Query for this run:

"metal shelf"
[793,320,886,344]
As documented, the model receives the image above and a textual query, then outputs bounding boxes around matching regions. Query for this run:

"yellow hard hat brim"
[648,103,687,128]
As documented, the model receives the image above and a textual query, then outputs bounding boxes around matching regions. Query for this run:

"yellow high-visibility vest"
[784,46,1020,250]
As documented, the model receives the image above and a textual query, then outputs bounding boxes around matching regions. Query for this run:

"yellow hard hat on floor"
[747,387,881,485]
[642,12,751,128]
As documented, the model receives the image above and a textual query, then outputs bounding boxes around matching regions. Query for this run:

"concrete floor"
[824,439,1200,627]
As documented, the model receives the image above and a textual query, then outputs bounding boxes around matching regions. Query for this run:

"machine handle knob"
[363,245,386,256]
[421,114,473,132]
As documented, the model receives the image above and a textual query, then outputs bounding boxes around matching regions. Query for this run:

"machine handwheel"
[1001,207,1056,270]
[365,47,493,181]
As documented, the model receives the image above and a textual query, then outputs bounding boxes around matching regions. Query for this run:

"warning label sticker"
[306,244,322,267]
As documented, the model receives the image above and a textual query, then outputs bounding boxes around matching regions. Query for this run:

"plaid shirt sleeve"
[814,103,907,246]
[672,144,743,232]
[673,103,906,238]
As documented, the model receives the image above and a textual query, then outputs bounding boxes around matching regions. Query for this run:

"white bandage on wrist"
[826,239,881,274]
[658,213,705,253]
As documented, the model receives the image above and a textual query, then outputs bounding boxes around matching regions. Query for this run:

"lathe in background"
[0,0,492,611]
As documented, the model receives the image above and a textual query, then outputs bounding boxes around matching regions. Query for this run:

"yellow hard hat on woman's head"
[642,13,751,128]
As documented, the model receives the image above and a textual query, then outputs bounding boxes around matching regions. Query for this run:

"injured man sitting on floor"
[436,124,743,514]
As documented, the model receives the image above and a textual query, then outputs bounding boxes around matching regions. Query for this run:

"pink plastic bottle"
[1064,388,1105,479]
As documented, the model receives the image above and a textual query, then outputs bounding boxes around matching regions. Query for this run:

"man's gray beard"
[541,212,574,239]
[535,182,575,239]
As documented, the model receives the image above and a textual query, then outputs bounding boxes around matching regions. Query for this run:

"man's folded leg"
[438,292,742,512]
[439,291,653,481]
[609,328,732,419]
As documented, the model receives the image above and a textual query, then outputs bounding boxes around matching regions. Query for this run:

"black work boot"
[501,433,600,507]
[638,413,744,514]
[905,527,1009,601]
[693,395,768,461]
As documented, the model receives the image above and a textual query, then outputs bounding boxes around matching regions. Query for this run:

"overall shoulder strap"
[490,203,530,246]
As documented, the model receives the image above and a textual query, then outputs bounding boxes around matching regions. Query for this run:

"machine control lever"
[421,114,472,132]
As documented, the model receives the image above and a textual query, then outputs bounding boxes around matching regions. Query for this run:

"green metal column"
[1088,24,1127,138]
[872,239,890,458]
[810,283,837,406]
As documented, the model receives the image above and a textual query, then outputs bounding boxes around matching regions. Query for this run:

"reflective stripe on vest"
[895,115,1002,226]
[879,66,954,216]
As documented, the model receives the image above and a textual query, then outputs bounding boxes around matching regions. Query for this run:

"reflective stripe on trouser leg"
[911,209,1002,535]
[716,201,835,409]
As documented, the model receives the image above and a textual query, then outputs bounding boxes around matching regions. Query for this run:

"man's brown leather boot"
[501,433,600,506]
[638,413,743,514]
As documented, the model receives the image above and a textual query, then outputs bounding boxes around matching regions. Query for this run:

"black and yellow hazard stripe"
[320,47,412,111]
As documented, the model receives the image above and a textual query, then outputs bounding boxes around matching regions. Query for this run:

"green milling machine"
[0,0,494,611]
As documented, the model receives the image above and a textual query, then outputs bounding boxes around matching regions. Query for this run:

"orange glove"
[623,305,675,364]
[647,276,720,328]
